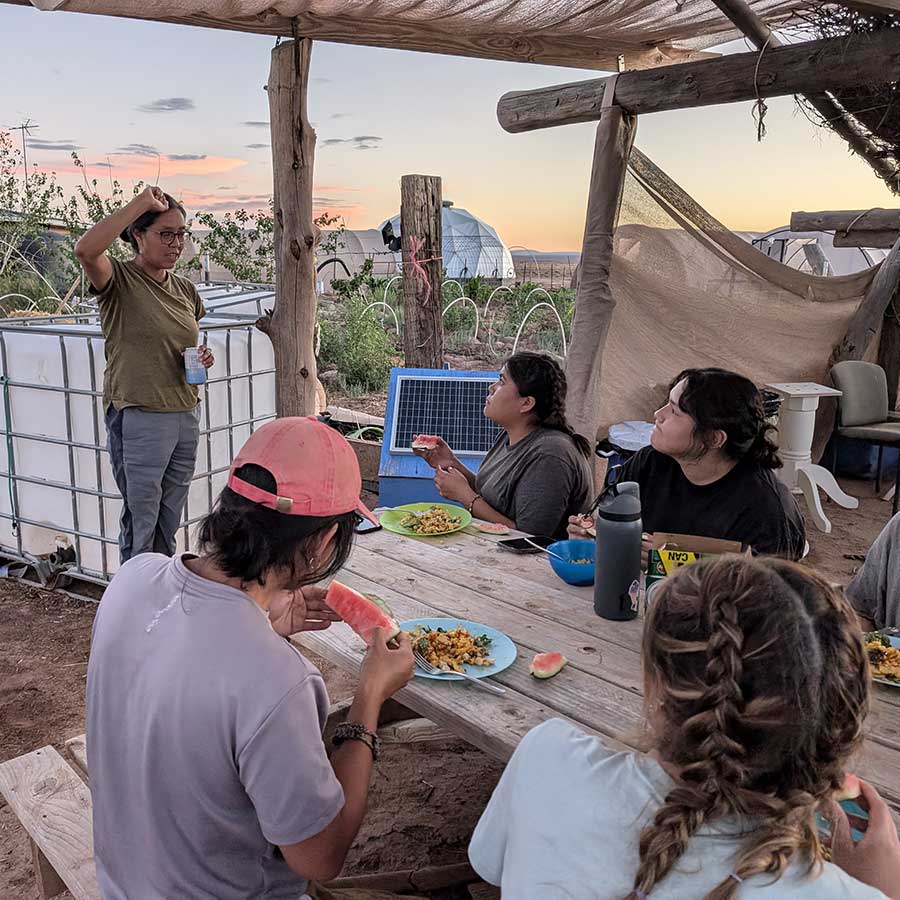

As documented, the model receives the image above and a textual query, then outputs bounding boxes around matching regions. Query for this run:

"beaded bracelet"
[332,722,381,760]
[466,493,482,514]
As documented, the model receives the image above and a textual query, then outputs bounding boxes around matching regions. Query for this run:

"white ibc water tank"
[0,313,275,581]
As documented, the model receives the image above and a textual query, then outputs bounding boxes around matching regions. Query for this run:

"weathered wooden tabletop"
[292,523,900,813]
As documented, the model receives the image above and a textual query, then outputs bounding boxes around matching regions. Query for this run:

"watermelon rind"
[475,522,510,535]
[529,652,567,679]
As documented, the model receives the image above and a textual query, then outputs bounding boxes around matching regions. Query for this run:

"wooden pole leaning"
[566,80,637,453]
[257,37,320,417]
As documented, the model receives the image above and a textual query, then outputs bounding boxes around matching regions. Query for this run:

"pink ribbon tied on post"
[406,235,441,306]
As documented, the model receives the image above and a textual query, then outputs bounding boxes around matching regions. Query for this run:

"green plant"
[316,211,346,260]
[189,204,275,283]
[318,291,395,392]
[330,256,378,300]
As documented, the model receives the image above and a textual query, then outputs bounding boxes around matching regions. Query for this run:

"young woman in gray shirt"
[414,352,593,538]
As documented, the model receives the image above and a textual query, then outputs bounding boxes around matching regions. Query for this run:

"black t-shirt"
[618,447,806,559]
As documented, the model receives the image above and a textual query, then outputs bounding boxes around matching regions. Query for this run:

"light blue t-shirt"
[470,719,887,899]
[87,553,344,899]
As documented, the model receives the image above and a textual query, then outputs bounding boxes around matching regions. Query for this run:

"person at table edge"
[414,351,593,540]
[846,511,900,631]
[570,367,806,560]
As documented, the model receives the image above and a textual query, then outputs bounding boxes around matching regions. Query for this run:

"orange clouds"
[40,154,248,180]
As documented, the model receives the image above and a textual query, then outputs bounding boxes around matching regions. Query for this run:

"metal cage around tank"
[0,283,278,590]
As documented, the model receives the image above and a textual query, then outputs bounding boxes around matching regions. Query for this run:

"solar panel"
[389,374,502,455]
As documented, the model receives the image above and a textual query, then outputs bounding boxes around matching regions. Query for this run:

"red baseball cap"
[227,417,378,524]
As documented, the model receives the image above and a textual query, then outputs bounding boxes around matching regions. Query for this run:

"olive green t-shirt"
[92,258,206,411]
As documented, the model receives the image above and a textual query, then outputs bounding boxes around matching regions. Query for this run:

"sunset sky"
[2,3,896,251]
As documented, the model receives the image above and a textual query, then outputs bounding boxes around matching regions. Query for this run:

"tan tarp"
[14,0,898,70]
[594,147,879,457]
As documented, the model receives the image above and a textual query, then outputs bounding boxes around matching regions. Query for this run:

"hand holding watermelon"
[411,434,455,470]
[359,627,415,702]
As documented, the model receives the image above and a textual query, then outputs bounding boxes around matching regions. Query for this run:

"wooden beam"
[256,38,319,417]
[709,0,900,193]
[832,235,900,364]
[791,209,900,233]
[566,102,637,448]
[400,175,444,369]
[833,231,898,249]
[0,0,714,71]
[497,28,900,132]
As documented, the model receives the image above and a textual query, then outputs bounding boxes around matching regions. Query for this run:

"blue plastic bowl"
[547,539,595,586]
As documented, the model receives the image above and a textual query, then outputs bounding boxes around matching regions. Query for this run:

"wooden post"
[400,174,444,369]
[566,102,637,449]
[832,235,900,364]
[878,307,900,410]
[256,37,319,417]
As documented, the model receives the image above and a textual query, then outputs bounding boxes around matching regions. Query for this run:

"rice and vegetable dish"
[407,624,494,672]
[865,633,900,684]
[399,505,462,534]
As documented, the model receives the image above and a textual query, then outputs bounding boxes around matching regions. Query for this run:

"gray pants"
[106,405,200,563]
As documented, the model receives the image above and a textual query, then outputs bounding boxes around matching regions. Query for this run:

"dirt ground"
[0,477,891,898]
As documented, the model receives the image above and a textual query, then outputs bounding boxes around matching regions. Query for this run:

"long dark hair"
[504,352,591,457]
[630,555,868,900]
[197,463,356,589]
[120,192,186,252]
[672,367,781,469]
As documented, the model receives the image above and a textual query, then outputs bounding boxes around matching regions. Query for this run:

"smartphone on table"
[354,518,383,535]
[498,535,555,554]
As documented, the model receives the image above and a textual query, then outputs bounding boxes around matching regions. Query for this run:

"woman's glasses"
[147,229,191,247]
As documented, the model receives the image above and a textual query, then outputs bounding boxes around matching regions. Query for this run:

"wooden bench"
[0,705,478,899]
[0,744,98,899]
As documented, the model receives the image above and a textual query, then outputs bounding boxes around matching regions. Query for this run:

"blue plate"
[399,617,517,681]
[874,636,900,689]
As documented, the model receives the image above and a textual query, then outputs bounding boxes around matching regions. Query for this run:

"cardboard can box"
[645,533,746,591]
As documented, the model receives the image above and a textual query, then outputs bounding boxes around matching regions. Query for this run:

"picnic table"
[293,520,900,816]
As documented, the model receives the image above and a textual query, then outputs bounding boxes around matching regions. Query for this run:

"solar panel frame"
[389,374,501,456]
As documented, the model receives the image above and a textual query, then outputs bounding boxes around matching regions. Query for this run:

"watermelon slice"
[836,773,862,801]
[411,434,441,450]
[475,522,510,535]
[529,652,567,679]
[325,581,400,645]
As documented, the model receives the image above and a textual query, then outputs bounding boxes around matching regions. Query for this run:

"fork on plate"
[413,649,506,695]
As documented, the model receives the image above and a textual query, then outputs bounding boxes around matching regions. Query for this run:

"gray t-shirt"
[86,553,344,900]
[475,428,592,538]
[847,512,900,629]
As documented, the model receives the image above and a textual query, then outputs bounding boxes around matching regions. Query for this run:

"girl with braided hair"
[569,368,805,559]
[469,555,900,898]
[414,351,592,538]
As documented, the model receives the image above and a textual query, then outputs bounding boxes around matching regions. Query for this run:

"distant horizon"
[1,5,896,252]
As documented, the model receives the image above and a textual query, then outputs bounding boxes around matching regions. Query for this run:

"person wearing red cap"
[86,417,416,900]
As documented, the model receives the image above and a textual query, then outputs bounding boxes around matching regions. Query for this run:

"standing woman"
[415,352,593,538]
[75,186,214,562]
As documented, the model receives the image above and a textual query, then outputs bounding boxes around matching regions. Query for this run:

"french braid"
[627,556,869,900]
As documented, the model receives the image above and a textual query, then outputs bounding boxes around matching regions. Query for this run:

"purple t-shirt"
[86,553,344,899]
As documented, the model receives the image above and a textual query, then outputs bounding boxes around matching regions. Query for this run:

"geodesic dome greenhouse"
[380,202,515,282]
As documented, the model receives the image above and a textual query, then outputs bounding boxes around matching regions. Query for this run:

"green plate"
[380,502,472,537]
